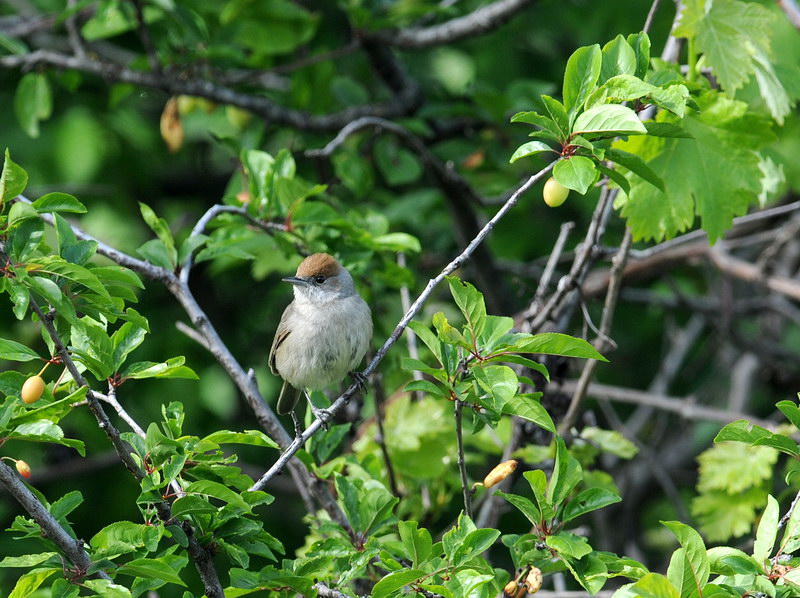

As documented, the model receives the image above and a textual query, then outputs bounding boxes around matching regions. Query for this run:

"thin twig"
[131,0,160,73]
[559,229,633,434]
[454,399,473,519]
[643,0,662,34]
[249,162,556,492]
[64,0,86,58]
[372,372,400,498]
[530,221,575,311]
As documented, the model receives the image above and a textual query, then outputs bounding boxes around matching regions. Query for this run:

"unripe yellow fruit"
[21,375,45,404]
[226,105,253,130]
[543,177,569,207]
[503,580,526,597]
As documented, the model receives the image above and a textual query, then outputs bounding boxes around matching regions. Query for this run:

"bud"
[21,375,45,404]
[483,459,518,489]
[160,97,184,153]
[15,460,31,479]
[525,567,543,594]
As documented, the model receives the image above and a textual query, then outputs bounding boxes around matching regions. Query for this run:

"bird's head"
[283,253,356,303]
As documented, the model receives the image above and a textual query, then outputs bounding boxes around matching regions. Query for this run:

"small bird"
[269,253,373,417]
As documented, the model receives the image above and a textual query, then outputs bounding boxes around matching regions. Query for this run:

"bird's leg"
[290,411,303,439]
[305,391,332,430]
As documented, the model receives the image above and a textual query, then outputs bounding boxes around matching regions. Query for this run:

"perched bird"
[269,253,372,416]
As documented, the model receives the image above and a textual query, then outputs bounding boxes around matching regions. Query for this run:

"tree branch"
[0,50,421,132]
[0,460,111,580]
[368,0,536,48]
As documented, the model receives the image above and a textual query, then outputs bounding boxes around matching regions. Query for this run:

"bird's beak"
[282,276,309,287]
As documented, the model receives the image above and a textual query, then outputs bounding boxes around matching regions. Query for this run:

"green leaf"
[121,357,198,380]
[472,365,518,410]
[553,157,596,195]
[627,573,680,598]
[777,400,800,429]
[563,44,602,113]
[502,394,555,432]
[117,558,187,587]
[171,495,218,518]
[452,528,500,566]
[497,491,542,525]
[619,95,769,243]
[523,469,554,520]
[707,546,763,576]
[0,553,57,567]
[447,277,486,337]
[510,111,563,140]
[697,441,777,494]
[371,232,421,253]
[374,136,423,186]
[32,192,86,214]
[675,0,776,93]
[541,95,571,139]
[514,332,606,361]
[644,122,693,138]
[547,437,583,505]
[35,256,111,301]
[572,104,647,138]
[606,148,664,191]
[546,533,592,559]
[580,427,639,459]
[1,150,28,202]
[111,322,146,372]
[509,141,555,163]
[398,521,433,568]
[14,73,52,138]
[184,480,251,511]
[371,569,427,598]
[9,568,58,598]
[691,486,767,542]
[82,579,132,598]
[562,488,621,523]
[753,494,779,564]
[200,430,279,449]
[139,203,177,265]
[627,32,651,79]
[0,337,41,361]
[90,521,161,558]
[662,520,709,596]
[600,35,637,83]
[7,420,85,455]
[596,163,631,195]
[8,202,39,227]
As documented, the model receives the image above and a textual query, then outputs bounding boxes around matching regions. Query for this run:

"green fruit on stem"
[543,176,569,207]
[21,375,45,404]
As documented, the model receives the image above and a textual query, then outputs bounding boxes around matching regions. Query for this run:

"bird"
[269,253,373,418]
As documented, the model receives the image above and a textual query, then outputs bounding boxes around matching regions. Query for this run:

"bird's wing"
[268,304,294,376]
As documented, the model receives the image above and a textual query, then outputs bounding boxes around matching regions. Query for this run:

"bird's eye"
[313,275,326,284]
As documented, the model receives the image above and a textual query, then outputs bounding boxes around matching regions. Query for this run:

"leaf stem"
[455,398,474,520]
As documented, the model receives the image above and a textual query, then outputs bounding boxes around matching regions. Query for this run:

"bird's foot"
[310,404,332,430]
[350,371,368,391]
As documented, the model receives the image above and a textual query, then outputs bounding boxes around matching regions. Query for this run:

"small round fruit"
[226,105,252,130]
[16,460,31,479]
[543,177,569,207]
[503,580,526,598]
[176,95,199,115]
[21,375,45,404]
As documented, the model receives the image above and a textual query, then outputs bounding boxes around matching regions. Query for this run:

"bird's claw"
[350,371,368,391]
[311,405,332,430]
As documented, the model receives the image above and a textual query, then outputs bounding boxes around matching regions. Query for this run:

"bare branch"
[709,242,800,302]
[558,380,782,430]
[368,0,536,48]
[455,399,474,519]
[778,0,800,29]
[0,50,421,132]
[559,229,633,434]
[0,460,111,580]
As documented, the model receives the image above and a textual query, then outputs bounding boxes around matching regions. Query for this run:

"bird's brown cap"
[295,253,342,278]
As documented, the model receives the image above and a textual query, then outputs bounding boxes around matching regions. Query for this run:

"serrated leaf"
[9,568,58,598]
[546,533,592,559]
[0,553,57,568]
[691,486,766,542]
[398,521,432,568]
[627,573,680,598]
[200,429,279,449]
[600,35,637,83]
[697,441,777,494]
[619,95,769,243]
[675,0,775,93]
